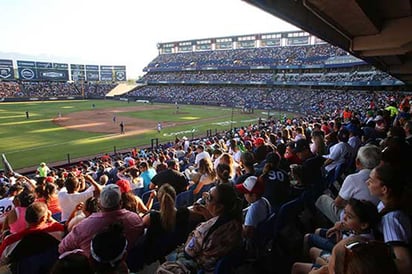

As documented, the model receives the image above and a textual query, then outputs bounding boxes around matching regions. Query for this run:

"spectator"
[367,164,412,274]
[159,184,242,273]
[316,145,381,223]
[58,174,101,222]
[2,191,35,235]
[150,159,188,195]
[90,223,129,274]
[0,202,64,266]
[236,176,271,257]
[58,184,144,258]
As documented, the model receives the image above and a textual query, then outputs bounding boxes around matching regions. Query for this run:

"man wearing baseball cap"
[236,176,271,240]
[59,184,144,258]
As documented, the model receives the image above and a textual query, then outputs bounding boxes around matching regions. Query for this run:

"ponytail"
[159,184,177,231]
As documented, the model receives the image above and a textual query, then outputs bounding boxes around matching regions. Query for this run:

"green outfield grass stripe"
[0,100,275,170]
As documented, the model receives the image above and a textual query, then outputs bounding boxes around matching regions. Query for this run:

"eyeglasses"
[203,191,214,203]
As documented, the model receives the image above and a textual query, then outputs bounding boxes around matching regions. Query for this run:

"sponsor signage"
[37,62,69,81]
[114,65,126,81]
[38,69,69,81]
[114,70,126,81]
[18,67,37,80]
[17,60,36,67]
[100,71,113,81]
[86,65,99,81]
[0,59,14,80]
[70,64,85,81]
[17,60,68,80]
[13,61,125,82]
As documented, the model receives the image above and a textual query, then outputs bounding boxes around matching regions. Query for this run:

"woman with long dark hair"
[161,184,243,273]
[367,163,412,274]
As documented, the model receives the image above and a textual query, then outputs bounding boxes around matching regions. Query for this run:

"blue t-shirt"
[141,168,156,192]
[245,197,271,228]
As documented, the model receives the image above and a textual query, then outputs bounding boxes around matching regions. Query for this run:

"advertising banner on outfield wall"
[0,59,14,80]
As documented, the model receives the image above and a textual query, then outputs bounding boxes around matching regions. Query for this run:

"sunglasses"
[343,240,393,273]
[203,191,215,203]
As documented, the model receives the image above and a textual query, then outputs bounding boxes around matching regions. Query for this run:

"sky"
[0,0,299,79]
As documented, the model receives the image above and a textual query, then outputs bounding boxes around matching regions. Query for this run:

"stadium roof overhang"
[243,0,412,86]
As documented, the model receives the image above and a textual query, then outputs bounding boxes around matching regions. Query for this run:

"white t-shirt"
[324,142,353,172]
[195,151,210,166]
[0,197,14,224]
[338,169,379,205]
[58,186,94,222]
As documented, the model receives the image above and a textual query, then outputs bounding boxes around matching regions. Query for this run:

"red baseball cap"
[116,180,131,193]
[235,176,265,195]
[254,137,265,146]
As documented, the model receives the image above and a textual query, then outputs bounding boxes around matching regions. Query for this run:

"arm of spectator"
[323,158,334,167]
[83,174,102,196]
[326,221,343,242]
[58,224,81,255]
[243,225,255,239]
[142,214,151,228]
[193,176,212,195]
[149,182,157,190]
[333,195,347,208]
[1,208,17,234]
[145,190,156,211]
[15,175,35,188]
[116,172,130,181]
[135,195,149,215]
[77,175,86,191]
[308,265,329,274]
[392,245,412,274]
[192,203,212,220]
[64,202,83,231]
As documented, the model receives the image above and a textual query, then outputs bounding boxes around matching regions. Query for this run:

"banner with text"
[70,64,85,81]
[17,60,69,81]
[86,65,99,81]
[0,59,14,80]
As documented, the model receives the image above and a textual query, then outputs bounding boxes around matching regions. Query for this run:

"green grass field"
[0,100,274,171]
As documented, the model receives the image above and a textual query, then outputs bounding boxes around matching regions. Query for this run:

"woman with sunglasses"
[158,184,242,273]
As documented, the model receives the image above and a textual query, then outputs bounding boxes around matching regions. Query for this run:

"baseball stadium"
[0,1,411,274]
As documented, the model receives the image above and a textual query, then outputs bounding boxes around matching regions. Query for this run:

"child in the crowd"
[236,176,271,258]
[292,198,380,274]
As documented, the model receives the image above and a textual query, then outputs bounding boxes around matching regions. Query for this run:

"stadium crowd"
[146,44,349,69]
[140,68,396,84]
[0,81,117,98]
[130,84,409,117]
[0,91,411,274]
[0,41,410,274]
